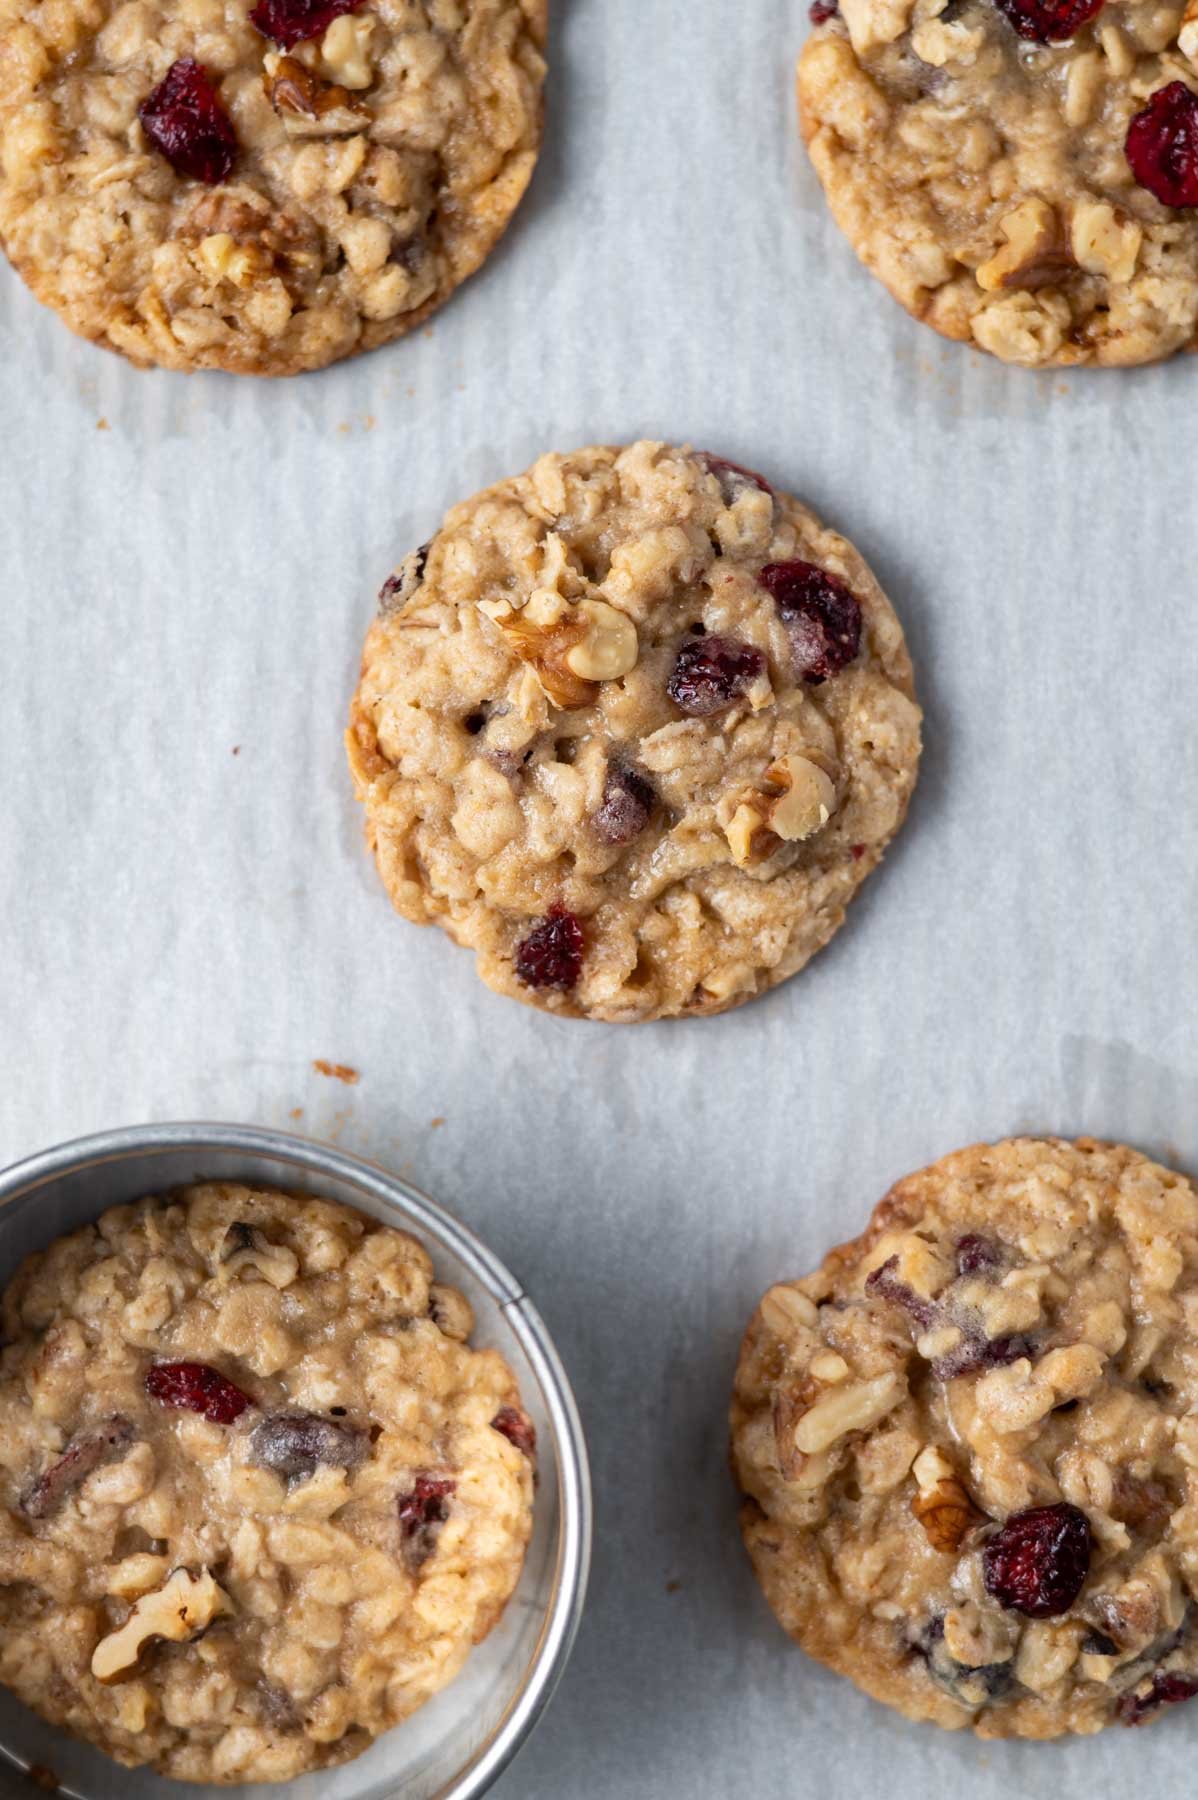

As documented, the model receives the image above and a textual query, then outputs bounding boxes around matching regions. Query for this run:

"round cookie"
[0,1183,535,1781]
[798,0,1198,366]
[731,1136,1198,1739]
[346,440,922,1023]
[0,0,547,374]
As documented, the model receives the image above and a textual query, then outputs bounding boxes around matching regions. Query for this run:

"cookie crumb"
[665,1579,682,1594]
[313,1061,359,1084]
[430,1116,445,1129]
[231,746,241,756]
[95,418,109,432]
[288,1108,304,1121]
[27,1768,59,1793]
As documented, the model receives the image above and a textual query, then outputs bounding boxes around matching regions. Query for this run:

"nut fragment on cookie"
[92,1568,231,1683]
[0,1184,535,1780]
[976,200,1069,292]
[0,0,547,372]
[732,1137,1198,1737]
[347,442,920,1023]
[911,1446,984,1551]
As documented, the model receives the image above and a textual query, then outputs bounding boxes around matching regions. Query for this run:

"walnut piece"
[976,200,1072,293]
[562,599,638,682]
[91,1568,231,1685]
[1069,200,1142,285]
[263,53,366,135]
[319,13,375,88]
[763,754,837,843]
[911,1444,984,1552]
[482,595,597,710]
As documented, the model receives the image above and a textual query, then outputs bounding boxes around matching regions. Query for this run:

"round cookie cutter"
[0,1123,591,1800]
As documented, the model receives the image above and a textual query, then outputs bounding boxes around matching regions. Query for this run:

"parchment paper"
[3,0,1198,1794]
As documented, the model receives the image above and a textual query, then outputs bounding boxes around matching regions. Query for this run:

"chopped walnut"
[976,200,1072,293]
[911,1445,984,1552]
[91,1568,231,1684]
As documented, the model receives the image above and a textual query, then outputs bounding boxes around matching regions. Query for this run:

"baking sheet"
[3,0,1198,1793]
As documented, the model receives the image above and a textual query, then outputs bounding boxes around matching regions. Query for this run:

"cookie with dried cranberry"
[732,1137,1198,1738]
[0,0,546,374]
[799,0,1198,365]
[0,1183,535,1780]
[346,440,921,1022]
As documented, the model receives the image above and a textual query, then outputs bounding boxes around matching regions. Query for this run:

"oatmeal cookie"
[0,1184,535,1782]
[732,1137,1198,1738]
[346,441,922,1023]
[0,0,547,374]
[798,0,1198,365]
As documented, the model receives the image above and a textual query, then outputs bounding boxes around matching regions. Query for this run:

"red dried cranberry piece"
[809,0,839,16]
[991,0,1102,39]
[955,1234,1003,1276]
[145,1361,252,1424]
[493,1406,536,1459]
[667,636,765,717]
[758,561,862,685]
[250,0,361,48]
[138,60,237,185]
[398,1473,455,1568]
[982,1504,1092,1617]
[695,452,773,500]
[515,906,584,991]
[593,765,655,845]
[1120,1671,1198,1725]
[1126,83,1198,208]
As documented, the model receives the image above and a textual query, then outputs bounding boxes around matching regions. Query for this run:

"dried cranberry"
[593,765,655,845]
[809,0,838,17]
[138,60,237,185]
[492,1406,536,1459]
[955,1234,1003,1276]
[758,561,862,684]
[667,636,765,717]
[250,0,361,48]
[865,1256,939,1331]
[145,1361,252,1424]
[695,452,773,501]
[1126,83,1198,209]
[991,0,1102,38]
[514,906,584,991]
[1120,1671,1198,1725]
[249,1412,368,1484]
[398,1473,455,1568]
[982,1504,1092,1618]
[23,1417,134,1520]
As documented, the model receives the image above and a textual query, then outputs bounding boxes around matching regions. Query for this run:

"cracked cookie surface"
[798,0,1198,365]
[346,440,922,1023]
[0,1184,534,1782]
[0,0,547,373]
[732,1137,1198,1737]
